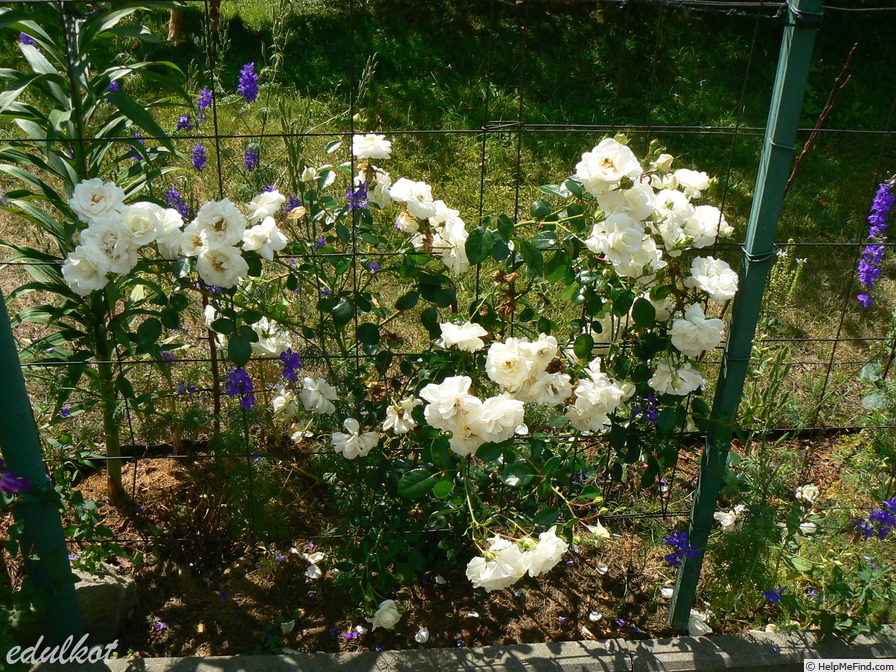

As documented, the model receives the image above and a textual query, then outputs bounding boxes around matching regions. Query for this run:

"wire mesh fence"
[2,0,896,570]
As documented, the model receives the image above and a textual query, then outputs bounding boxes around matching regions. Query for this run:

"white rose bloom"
[389,177,437,219]
[383,397,422,434]
[352,134,392,161]
[242,216,288,261]
[674,169,711,198]
[431,206,470,275]
[62,244,111,296]
[440,321,488,352]
[301,166,318,183]
[69,178,126,224]
[574,138,642,196]
[192,198,247,247]
[796,484,820,504]
[156,208,185,259]
[597,182,656,222]
[523,527,569,577]
[414,627,430,643]
[652,153,675,173]
[585,212,645,265]
[648,295,675,323]
[670,303,725,358]
[367,599,401,631]
[396,211,419,234]
[683,205,731,249]
[203,304,218,329]
[525,371,572,406]
[465,536,527,592]
[271,388,298,419]
[445,409,486,457]
[250,316,292,356]
[419,375,474,428]
[196,244,248,288]
[613,236,666,282]
[485,338,536,392]
[79,216,139,275]
[798,521,818,536]
[180,221,207,257]
[649,358,704,396]
[356,167,393,208]
[688,609,713,637]
[473,394,525,444]
[246,189,286,224]
[299,377,339,415]
[685,256,739,304]
[566,370,628,432]
[331,417,379,459]
[121,202,163,246]
[520,334,559,370]
[713,511,737,532]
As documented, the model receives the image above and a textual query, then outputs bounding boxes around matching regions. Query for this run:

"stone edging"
[31,625,896,672]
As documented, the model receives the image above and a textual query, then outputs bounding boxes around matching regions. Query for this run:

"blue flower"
[369,261,380,272]
[164,187,189,219]
[857,182,894,307]
[662,530,701,567]
[237,63,258,103]
[763,587,785,603]
[192,142,207,171]
[279,348,302,383]
[225,368,255,409]
[176,113,194,131]
[19,33,36,46]
[284,195,301,212]
[60,404,71,419]
[346,182,368,211]
[244,146,259,172]
[197,86,213,111]
[0,459,30,494]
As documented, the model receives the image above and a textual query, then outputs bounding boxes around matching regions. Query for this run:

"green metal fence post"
[0,287,83,644]
[668,0,824,631]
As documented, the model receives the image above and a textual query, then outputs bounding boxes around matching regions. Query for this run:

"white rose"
[465,536,526,592]
[683,204,732,249]
[525,371,572,406]
[396,211,419,234]
[69,178,125,224]
[242,216,288,261]
[649,358,704,396]
[301,166,318,183]
[196,244,248,288]
[250,316,292,356]
[585,212,645,264]
[352,134,392,161]
[122,202,163,246]
[652,153,675,173]
[440,321,488,352]
[674,169,711,198]
[180,221,207,257]
[156,208,185,259]
[485,338,535,392]
[685,256,739,304]
[596,181,656,222]
[419,376,473,428]
[367,599,401,631]
[687,609,713,636]
[574,138,642,196]
[670,303,725,358]
[246,189,286,224]
[271,388,298,419]
[383,397,422,434]
[796,484,819,504]
[523,527,569,577]
[192,198,247,247]
[62,245,111,296]
[357,167,393,208]
[331,417,378,459]
[389,177,436,219]
[299,377,339,415]
[473,394,524,444]
[79,216,138,275]
[519,334,559,370]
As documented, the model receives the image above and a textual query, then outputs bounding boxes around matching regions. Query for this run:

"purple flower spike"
[176,114,194,131]
[763,587,785,603]
[279,348,302,383]
[19,33,36,46]
[164,187,189,219]
[198,86,213,111]
[661,530,700,567]
[225,367,255,409]
[192,142,207,171]
[346,182,368,211]
[857,182,893,308]
[237,63,259,103]
[244,146,259,172]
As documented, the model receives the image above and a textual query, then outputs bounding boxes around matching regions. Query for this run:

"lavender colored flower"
[161,350,175,365]
[192,142,206,171]
[315,236,327,249]
[152,620,167,632]
[164,187,189,219]
[107,81,120,94]
[244,146,259,172]
[661,530,700,567]
[0,459,30,494]
[129,133,146,161]
[631,395,659,424]
[857,182,893,307]
[197,86,213,111]
[237,63,258,103]
[285,196,301,212]
[319,288,332,297]
[19,33,36,46]
[177,381,198,396]
[855,498,896,539]
[60,404,71,418]
[176,114,194,131]
[369,261,381,273]
[346,182,368,211]
[225,367,255,409]
[763,587,785,603]
[279,348,302,383]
